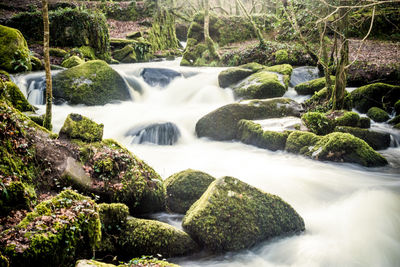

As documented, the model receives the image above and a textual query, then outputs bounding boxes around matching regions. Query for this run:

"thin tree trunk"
[42,0,52,131]
[236,0,265,47]
[204,0,210,40]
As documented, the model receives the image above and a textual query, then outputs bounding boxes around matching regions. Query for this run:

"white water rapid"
[14,59,400,267]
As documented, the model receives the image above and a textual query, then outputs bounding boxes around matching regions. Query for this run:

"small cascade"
[289,66,320,87]
[126,122,181,145]
[26,76,46,105]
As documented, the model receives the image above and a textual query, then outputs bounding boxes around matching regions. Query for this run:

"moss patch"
[334,126,391,150]
[4,81,34,112]
[295,77,335,95]
[334,111,361,127]
[367,107,389,122]
[285,131,321,154]
[59,113,104,142]
[301,112,335,135]
[61,56,84,68]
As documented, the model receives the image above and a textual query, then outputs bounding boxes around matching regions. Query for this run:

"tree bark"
[204,0,210,40]
[42,0,52,131]
[236,0,265,47]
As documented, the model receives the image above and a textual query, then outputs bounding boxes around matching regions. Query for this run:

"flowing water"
[14,60,400,267]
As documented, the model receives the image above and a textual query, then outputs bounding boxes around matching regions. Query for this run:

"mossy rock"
[0,70,11,81]
[301,112,335,135]
[306,132,387,167]
[388,115,400,125]
[335,111,361,127]
[367,107,389,122]
[53,60,131,105]
[112,45,137,63]
[0,181,37,215]
[274,49,290,64]
[285,131,321,154]
[31,56,43,71]
[76,258,179,267]
[1,190,101,267]
[350,83,400,113]
[218,67,256,88]
[72,139,165,214]
[126,31,142,39]
[49,47,67,57]
[236,120,289,151]
[182,176,305,252]
[61,55,84,68]
[79,46,96,60]
[4,81,35,112]
[359,117,371,128]
[395,99,400,115]
[0,25,31,73]
[164,169,215,214]
[265,64,293,76]
[59,113,104,142]
[119,218,198,258]
[295,77,335,95]
[98,203,129,233]
[195,98,302,141]
[233,70,286,100]
[0,253,9,267]
[334,126,390,150]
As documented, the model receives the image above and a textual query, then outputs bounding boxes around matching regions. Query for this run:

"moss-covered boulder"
[0,190,101,267]
[182,176,305,252]
[285,131,321,154]
[76,258,179,267]
[49,47,67,57]
[295,77,335,95]
[307,132,387,167]
[265,64,293,88]
[233,70,286,100]
[359,117,371,128]
[0,25,32,73]
[53,60,131,105]
[71,139,165,214]
[367,107,390,122]
[195,98,302,141]
[335,111,361,127]
[31,56,43,71]
[334,126,391,150]
[119,218,198,258]
[98,203,129,233]
[350,83,400,113]
[59,113,104,142]
[164,169,215,214]
[61,55,84,68]
[3,81,35,112]
[236,120,289,151]
[218,67,256,88]
[0,181,36,215]
[301,112,335,135]
[112,45,137,63]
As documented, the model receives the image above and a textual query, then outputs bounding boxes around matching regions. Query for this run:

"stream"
[13,59,400,267]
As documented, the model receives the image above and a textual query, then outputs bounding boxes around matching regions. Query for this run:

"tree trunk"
[204,0,210,40]
[236,0,265,47]
[42,0,52,131]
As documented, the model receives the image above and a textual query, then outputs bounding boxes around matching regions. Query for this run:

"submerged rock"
[182,176,305,252]
[164,169,216,214]
[350,83,400,113]
[126,122,181,145]
[141,68,182,87]
[59,113,104,142]
[0,25,32,72]
[0,190,101,267]
[120,218,198,258]
[233,70,286,100]
[53,60,131,105]
[196,98,302,141]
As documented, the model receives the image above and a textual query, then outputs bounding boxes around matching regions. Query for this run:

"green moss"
[236,120,289,151]
[240,62,265,72]
[49,47,67,57]
[0,70,11,81]
[233,70,286,99]
[335,111,361,127]
[59,113,103,142]
[274,49,289,64]
[367,107,389,122]
[122,258,180,267]
[0,25,31,73]
[301,112,335,135]
[359,117,371,128]
[295,77,336,95]
[61,55,84,68]
[3,190,101,267]
[4,81,35,112]
[76,259,115,267]
[181,41,208,66]
[265,64,293,76]
[306,132,388,167]
[350,83,400,113]
[285,131,321,154]
[182,176,305,252]
[334,126,391,150]
[79,46,96,60]
[30,56,43,71]
[0,252,9,267]
[164,169,215,214]
[112,45,137,63]
[98,203,129,233]
[0,181,37,214]
[218,67,256,88]
[119,218,198,258]
[196,98,302,141]
[395,99,400,115]
[53,60,131,105]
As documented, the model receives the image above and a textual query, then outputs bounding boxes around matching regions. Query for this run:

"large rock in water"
[334,126,391,150]
[233,70,286,99]
[350,83,400,113]
[182,176,305,252]
[195,98,302,141]
[164,169,216,214]
[218,63,264,88]
[53,60,131,105]
[59,113,104,142]
[126,122,181,145]
[0,190,101,267]
[295,76,335,95]
[141,68,182,87]
[0,25,32,72]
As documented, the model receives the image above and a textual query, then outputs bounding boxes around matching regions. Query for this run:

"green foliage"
[61,55,84,68]
[301,112,335,135]
[182,176,305,252]
[367,107,389,122]
[59,113,104,142]
[164,169,215,214]
[53,60,130,105]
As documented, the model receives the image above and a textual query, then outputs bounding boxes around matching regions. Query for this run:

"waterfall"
[126,122,181,145]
